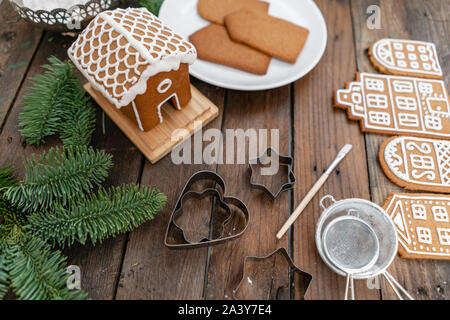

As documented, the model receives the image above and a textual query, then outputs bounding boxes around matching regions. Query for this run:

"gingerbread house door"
[132,63,192,132]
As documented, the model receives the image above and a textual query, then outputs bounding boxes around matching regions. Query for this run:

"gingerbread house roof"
[68,7,196,108]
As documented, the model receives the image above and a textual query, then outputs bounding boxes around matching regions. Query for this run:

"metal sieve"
[322,215,379,299]
[316,195,414,300]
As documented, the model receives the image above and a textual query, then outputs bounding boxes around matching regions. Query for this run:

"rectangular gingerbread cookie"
[198,0,269,25]
[224,10,309,63]
[189,24,271,75]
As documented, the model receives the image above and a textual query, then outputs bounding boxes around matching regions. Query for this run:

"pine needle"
[29,184,167,247]
[5,146,113,211]
[4,232,87,300]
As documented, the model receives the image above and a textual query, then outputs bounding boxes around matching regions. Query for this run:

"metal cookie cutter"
[233,248,312,300]
[164,170,250,248]
[249,147,296,200]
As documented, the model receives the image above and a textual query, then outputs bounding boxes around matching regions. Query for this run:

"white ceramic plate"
[159,0,327,90]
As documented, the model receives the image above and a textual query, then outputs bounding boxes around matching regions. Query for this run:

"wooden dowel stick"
[276,173,328,239]
[276,144,352,240]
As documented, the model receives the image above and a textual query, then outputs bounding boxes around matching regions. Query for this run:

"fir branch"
[4,232,87,300]
[19,56,96,147]
[19,56,80,145]
[5,146,113,211]
[59,95,96,147]
[140,0,164,15]
[29,184,166,247]
[0,166,18,189]
[0,243,9,299]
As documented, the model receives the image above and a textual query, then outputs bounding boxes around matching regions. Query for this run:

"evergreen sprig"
[5,146,113,211]
[140,0,164,15]
[29,184,166,248]
[0,166,18,189]
[4,232,87,300]
[0,244,9,299]
[19,56,96,147]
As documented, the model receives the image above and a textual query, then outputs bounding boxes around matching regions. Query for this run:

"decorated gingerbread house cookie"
[68,7,197,131]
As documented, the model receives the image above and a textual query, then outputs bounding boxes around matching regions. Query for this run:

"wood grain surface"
[0,0,448,300]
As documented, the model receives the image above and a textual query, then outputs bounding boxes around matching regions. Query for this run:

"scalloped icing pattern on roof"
[68,7,197,109]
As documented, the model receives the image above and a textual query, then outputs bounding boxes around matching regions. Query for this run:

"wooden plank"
[349,0,449,300]
[292,0,379,300]
[115,78,226,299]
[0,1,43,130]
[203,86,292,299]
[0,32,143,300]
[85,83,219,164]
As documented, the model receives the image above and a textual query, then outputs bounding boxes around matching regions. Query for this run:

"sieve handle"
[344,274,355,300]
[382,272,414,300]
[320,195,337,210]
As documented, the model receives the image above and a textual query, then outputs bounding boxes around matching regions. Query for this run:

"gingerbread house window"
[437,228,450,246]
[68,7,197,132]
[412,204,427,220]
[416,227,432,244]
[365,78,384,92]
[432,206,449,222]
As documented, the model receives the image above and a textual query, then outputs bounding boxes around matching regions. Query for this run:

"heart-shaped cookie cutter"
[164,170,250,248]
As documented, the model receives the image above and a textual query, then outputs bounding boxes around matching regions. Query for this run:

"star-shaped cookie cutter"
[164,170,250,248]
[249,147,296,200]
[233,248,312,300]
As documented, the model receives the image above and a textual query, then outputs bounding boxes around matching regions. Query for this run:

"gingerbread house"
[68,7,197,131]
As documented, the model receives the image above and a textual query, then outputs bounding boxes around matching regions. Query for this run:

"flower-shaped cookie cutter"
[249,147,296,200]
[164,170,250,248]
[233,248,312,300]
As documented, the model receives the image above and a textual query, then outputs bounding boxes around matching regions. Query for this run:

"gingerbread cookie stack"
[189,0,309,75]
[334,39,449,261]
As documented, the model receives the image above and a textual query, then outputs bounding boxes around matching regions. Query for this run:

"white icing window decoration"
[351,93,362,104]
[432,206,449,222]
[395,51,405,59]
[365,78,385,92]
[157,79,173,94]
[416,227,432,244]
[397,60,407,67]
[410,154,435,170]
[411,204,427,220]
[406,44,415,51]
[418,46,426,53]
[398,113,419,127]
[437,228,450,246]
[367,94,388,108]
[393,80,413,93]
[368,111,390,126]
[408,53,417,61]
[423,63,431,70]
[418,82,433,95]
[424,115,443,130]
[420,54,429,62]
[410,61,420,69]
[393,43,403,50]
[396,96,417,110]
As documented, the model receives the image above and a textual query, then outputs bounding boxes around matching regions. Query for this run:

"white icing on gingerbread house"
[371,39,443,79]
[384,193,450,259]
[68,7,197,131]
[382,136,450,192]
[335,73,450,139]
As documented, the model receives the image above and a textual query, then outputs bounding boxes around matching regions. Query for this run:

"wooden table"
[0,0,448,300]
